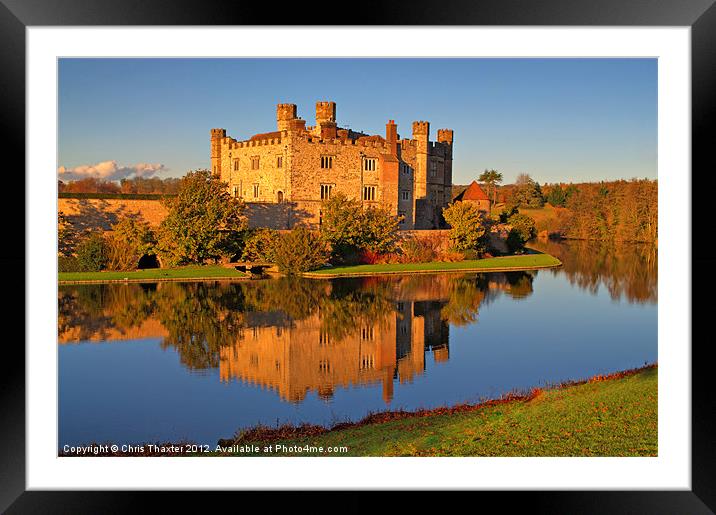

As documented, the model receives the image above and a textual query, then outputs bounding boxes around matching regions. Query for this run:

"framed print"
[2,0,714,511]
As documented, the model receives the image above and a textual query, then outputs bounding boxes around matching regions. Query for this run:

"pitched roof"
[250,131,283,141]
[455,180,489,201]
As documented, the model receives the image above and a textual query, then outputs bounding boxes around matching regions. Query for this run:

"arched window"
[277,191,284,203]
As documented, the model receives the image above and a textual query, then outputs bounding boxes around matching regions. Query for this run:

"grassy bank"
[219,365,656,457]
[304,252,562,278]
[59,265,247,284]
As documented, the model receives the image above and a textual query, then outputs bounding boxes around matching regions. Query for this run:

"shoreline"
[302,252,562,278]
[58,363,657,457]
[302,261,562,279]
[59,276,252,285]
[59,253,562,284]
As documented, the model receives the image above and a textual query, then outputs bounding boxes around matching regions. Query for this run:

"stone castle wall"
[212,101,454,230]
[58,198,170,231]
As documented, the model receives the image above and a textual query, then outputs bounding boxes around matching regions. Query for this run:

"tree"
[478,169,503,211]
[546,184,567,207]
[442,201,486,252]
[155,170,247,266]
[240,228,281,262]
[105,216,157,271]
[320,193,364,259]
[506,213,537,253]
[511,173,545,208]
[359,205,401,254]
[272,226,330,274]
[75,232,109,272]
[320,192,400,261]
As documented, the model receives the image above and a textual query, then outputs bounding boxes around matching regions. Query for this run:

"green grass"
[222,367,657,457]
[59,265,247,283]
[305,252,561,276]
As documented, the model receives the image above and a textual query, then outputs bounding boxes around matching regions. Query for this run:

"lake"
[58,240,657,447]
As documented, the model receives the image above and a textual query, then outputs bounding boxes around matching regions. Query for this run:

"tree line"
[58,176,182,195]
[456,170,657,243]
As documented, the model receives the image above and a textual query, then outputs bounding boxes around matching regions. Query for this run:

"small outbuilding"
[452,180,491,213]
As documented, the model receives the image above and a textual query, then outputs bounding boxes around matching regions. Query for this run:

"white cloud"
[57,160,167,181]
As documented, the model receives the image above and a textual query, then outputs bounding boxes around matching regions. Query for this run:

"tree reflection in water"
[57,240,656,404]
[528,239,657,304]
[58,272,533,403]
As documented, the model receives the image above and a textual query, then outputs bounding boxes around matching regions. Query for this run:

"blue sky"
[58,58,657,185]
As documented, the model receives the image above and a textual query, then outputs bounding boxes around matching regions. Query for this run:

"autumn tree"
[442,201,487,253]
[155,170,247,266]
[105,216,157,271]
[510,173,545,208]
[320,192,400,261]
[506,213,537,253]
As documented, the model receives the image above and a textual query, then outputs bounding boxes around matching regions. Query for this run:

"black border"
[3,0,714,511]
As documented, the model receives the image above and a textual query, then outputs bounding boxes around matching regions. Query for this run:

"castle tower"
[210,128,226,177]
[315,101,337,139]
[315,101,336,125]
[437,129,453,145]
[412,121,430,226]
[438,129,454,194]
[277,103,298,132]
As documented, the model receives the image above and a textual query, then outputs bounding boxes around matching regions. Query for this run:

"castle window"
[363,158,377,172]
[232,186,239,198]
[320,155,333,169]
[429,161,438,177]
[401,190,410,201]
[319,331,330,346]
[253,184,260,198]
[362,185,376,201]
[319,360,331,373]
[213,165,217,174]
[360,354,375,370]
[361,326,374,341]
[398,210,406,224]
[251,156,260,170]
[276,156,283,168]
[320,183,334,200]
[233,159,239,171]
[401,163,412,175]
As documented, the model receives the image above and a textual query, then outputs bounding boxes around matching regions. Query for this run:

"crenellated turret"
[210,128,226,176]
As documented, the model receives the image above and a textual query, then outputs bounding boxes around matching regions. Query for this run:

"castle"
[210,101,454,229]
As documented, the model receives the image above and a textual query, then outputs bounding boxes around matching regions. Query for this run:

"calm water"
[58,240,657,447]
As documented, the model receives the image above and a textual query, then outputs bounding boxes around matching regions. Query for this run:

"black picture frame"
[2,0,713,511]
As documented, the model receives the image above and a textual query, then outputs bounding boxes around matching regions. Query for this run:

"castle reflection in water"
[58,272,536,404]
[220,299,450,404]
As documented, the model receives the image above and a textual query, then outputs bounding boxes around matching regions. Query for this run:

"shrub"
[75,233,109,272]
[273,226,330,274]
[105,235,141,271]
[357,249,382,265]
[438,250,465,262]
[462,249,481,260]
[58,256,82,272]
[104,216,158,271]
[400,237,438,263]
[241,228,280,262]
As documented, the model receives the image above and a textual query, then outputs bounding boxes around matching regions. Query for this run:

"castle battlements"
[211,101,453,230]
